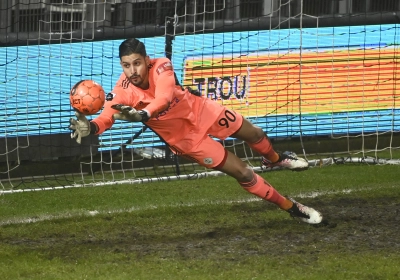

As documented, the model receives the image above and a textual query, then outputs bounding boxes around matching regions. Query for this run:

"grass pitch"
[1,164,400,280]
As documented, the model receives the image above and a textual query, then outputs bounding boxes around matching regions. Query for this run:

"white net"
[1,0,400,193]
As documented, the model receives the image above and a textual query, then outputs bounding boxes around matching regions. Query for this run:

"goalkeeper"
[69,38,322,224]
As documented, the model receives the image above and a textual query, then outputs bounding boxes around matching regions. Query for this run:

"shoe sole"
[303,210,323,224]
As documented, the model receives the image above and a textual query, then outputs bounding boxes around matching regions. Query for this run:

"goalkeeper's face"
[120,54,150,89]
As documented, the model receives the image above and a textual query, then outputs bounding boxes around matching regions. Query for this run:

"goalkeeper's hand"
[111,104,150,122]
[69,111,90,144]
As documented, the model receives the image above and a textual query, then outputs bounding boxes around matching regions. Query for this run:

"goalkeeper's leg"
[214,149,322,224]
[205,108,308,171]
[175,136,292,210]
[215,149,292,209]
[230,118,309,171]
[174,135,322,224]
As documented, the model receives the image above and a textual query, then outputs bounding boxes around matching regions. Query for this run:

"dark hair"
[119,38,147,59]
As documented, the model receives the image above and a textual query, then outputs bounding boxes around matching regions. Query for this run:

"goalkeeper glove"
[111,104,150,122]
[69,111,90,144]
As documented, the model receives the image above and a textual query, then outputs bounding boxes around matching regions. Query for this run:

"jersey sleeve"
[144,59,176,117]
[91,85,137,135]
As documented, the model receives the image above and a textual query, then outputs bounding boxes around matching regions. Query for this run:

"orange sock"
[240,172,293,210]
[247,135,279,163]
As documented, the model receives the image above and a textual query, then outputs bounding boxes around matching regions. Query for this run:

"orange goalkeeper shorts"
[170,107,243,169]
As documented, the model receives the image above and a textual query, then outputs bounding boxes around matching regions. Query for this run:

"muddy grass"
[135,194,400,259]
[2,190,400,277]
[18,195,400,258]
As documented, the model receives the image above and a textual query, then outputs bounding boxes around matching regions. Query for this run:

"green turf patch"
[1,164,399,279]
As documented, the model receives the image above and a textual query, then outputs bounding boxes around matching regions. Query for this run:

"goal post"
[1,0,400,193]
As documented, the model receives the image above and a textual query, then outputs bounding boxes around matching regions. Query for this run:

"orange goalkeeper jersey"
[92,57,225,146]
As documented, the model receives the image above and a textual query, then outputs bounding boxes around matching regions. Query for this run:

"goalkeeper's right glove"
[69,111,90,144]
[111,104,150,122]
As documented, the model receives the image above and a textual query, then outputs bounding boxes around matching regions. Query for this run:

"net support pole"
[165,16,181,175]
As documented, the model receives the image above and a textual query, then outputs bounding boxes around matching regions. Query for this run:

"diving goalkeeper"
[69,38,323,224]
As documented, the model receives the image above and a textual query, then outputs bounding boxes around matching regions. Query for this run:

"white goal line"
[1,157,399,195]
[1,185,393,227]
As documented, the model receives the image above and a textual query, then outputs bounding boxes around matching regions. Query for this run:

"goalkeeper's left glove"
[111,104,150,122]
[69,111,90,144]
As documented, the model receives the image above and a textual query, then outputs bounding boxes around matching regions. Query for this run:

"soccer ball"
[70,80,106,115]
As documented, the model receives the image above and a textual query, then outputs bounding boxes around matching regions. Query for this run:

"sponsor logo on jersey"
[106,92,116,101]
[203,158,213,165]
[156,97,180,119]
[156,62,173,75]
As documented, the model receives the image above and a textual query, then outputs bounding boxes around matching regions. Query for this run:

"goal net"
[1,0,400,193]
